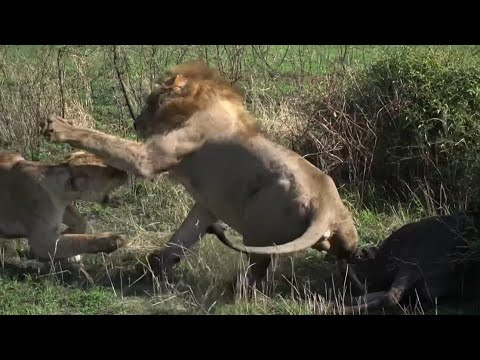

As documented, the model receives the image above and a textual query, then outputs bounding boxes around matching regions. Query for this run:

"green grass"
[0,272,198,315]
[2,192,477,315]
[0,191,450,315]
[0,276,116,315]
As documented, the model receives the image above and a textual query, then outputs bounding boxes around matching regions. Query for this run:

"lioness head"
[63,151,128,203]
[134,60,256,138]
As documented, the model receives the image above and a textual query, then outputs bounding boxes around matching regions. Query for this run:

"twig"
[57,46,66,118]
[112,45,136,123]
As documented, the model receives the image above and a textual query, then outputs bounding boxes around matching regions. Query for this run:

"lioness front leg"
[147,203,217,278]
[29,231,128,261]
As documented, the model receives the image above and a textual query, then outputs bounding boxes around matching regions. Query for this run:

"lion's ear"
[173,74,188,89]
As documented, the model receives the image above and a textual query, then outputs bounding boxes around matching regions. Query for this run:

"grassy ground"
[1,45,480,315]
[1,183,470,315]
[2,202,477,315]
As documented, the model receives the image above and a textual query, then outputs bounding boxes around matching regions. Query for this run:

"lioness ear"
[173,74,188,89]
[63,151,86,163]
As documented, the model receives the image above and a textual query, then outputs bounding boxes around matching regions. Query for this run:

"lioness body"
[0,151,128,261]
[44,60,359,285]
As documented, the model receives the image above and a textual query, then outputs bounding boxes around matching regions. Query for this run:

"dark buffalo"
[339,212,480,314]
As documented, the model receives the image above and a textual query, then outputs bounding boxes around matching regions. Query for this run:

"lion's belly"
[171,142,266,226]
[169,168,247,231]
[171,144,310,244]
[240,184,310,246]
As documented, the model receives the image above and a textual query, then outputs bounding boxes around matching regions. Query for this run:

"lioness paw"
[97,232,129,253]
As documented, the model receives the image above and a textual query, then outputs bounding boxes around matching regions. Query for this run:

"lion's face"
[134,74,192,138]
[133,60,255,139]
[64,152,128,203]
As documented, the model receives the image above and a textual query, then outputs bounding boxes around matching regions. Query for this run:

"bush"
[298,46,480,210]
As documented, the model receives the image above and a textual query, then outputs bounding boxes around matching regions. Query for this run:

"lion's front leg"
[43,115,155,178]
[146,203,218,279]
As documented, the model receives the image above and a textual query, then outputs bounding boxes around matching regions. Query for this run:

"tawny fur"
[43,60,359,286]
[0,150,128,261]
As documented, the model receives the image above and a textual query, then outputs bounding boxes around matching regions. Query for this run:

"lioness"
[43,60,359,286]
[0,150,128,262]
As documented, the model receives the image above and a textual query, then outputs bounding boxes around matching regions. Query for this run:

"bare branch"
[112,45,137,123]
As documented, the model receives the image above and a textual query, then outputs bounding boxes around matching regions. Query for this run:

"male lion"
[0,150,128,262]
[43,60,359,286]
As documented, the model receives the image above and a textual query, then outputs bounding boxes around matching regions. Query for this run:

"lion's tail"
[214,206,330,255]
